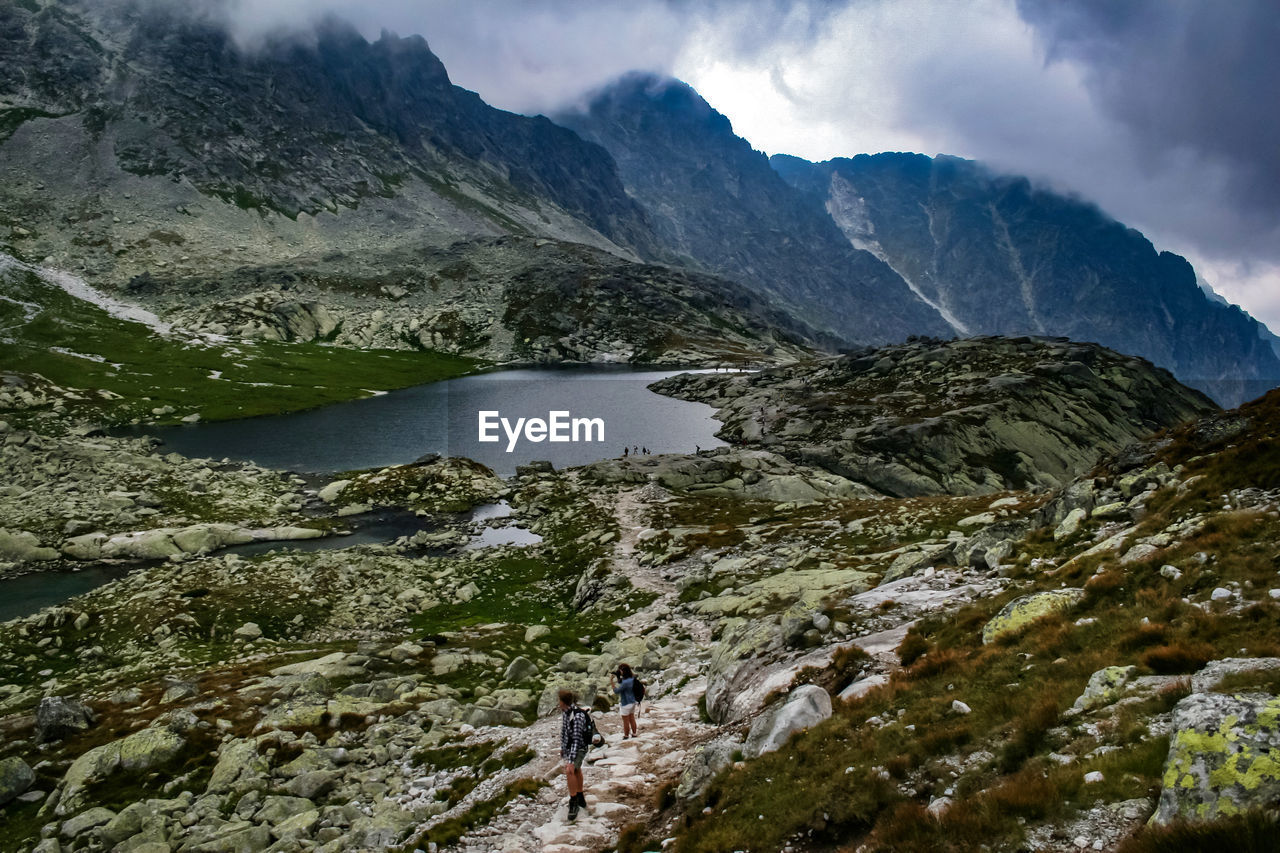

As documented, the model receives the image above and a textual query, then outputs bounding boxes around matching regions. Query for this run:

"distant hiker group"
[556,663,647,822]
[621,446,650,457]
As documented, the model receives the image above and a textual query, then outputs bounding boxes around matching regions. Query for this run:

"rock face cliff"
[771,152,1280,405]
[556,74,956,346]
[559,73,1279,404]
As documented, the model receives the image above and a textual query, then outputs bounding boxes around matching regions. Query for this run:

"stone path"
[445,684,713,853]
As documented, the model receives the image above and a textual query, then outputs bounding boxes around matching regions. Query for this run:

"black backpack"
[576,706,601,748]
[633,678,646,702]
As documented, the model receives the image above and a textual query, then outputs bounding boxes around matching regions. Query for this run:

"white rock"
[1054,508,1087,541]
[1084,771,1105,784]
[951,700,972,715]
[1210,587,1233,602]
[317,480,351,503]
[743,685,832,758]
[233,622,262,641]
[926,796,953,818]
[839,674,888,702]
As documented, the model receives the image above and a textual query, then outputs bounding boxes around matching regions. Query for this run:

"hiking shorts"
[568,747,587,770]
[619,703,637,717]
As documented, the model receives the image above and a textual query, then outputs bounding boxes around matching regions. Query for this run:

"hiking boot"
[568,798,580,822]
[575,792,588,809]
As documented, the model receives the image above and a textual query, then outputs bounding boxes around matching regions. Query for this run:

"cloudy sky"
[224,0,1280,332]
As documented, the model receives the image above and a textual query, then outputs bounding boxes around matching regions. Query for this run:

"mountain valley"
[2,2,1280,852]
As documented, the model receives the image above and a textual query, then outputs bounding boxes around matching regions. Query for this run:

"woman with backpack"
[610,663,643,739]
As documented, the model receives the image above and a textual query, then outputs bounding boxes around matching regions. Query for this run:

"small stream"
[1,502,544,623]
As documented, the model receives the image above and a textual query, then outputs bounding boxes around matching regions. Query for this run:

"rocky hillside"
[5,336,1280,852]
[128,236,825,366]
[0,0,657,277]
[0,3,832,373]
[556,74,956,346]
[654,336,1216,496]
[772,152,1280,406]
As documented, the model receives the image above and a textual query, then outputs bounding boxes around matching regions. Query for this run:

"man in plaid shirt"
[558,689,589,821]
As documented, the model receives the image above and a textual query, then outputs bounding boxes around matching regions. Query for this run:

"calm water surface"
[125,367,728,475]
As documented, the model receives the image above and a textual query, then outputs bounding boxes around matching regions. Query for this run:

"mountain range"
[1,1,1277,403]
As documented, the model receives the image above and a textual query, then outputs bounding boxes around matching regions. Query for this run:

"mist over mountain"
[559,74,1280,404]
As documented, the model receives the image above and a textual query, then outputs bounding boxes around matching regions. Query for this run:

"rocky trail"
[439,485,721,852]
[448,687,713,853]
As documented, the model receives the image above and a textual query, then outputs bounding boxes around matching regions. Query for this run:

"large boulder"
[269,652,366,680]
[704,617,785,723]
[503,656,539,683]
[882,542,955,583]
[981,588,1084,644]
[1070,666,1138,714]
[101,800,168,847]
[743,685,833,758]
[60,806,116,839]
[1191,658,1280,693]
[0,756,35,806]
[171,524,254,555]
[36,696,96,743]
[255,795,315,825]
[0,529,58,562]
[271,301,339,342]
[1154,692,1280,824]
[100,529,182,560]
[676,741,738,799]
[56,726,186,815]
[61,532,107,560]
[1068,665,1181,715]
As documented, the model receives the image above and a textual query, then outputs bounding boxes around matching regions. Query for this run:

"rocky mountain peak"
[580,72,738,141]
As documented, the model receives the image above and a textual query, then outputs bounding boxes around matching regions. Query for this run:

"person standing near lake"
[558,689,590,822]
[611,663,639,739]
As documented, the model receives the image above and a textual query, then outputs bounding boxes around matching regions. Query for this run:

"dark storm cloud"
[210,0,844,114]
[1017,0,1280,224]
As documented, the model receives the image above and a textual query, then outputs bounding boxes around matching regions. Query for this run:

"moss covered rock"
[1154,692,1280,824]
[981,588,1084,644]
[1070,665,1138,714]
[56,726,186,815]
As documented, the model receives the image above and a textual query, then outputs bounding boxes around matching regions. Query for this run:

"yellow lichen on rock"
[980,588,1084,644]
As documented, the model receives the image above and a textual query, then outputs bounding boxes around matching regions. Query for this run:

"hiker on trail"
[623,446,629,457]
[611,663,640,739]
[558,689,589,822]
